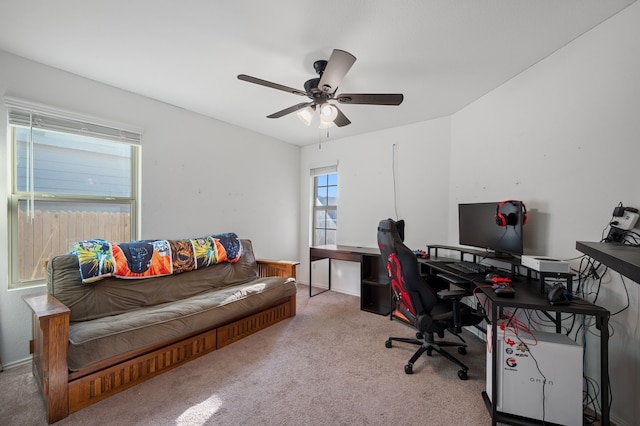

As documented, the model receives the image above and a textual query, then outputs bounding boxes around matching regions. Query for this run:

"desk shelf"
[427,244,492,261]
[426,244,521,277]
[577,241,640,284]
[361,254,390,315]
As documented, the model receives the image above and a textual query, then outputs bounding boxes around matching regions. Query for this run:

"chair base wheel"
[458,346,467,355]
[385,339,392,348]
[458,370,468,380]
[404,363,413,374]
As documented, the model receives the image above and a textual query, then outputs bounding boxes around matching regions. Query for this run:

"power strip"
[612,211,639,230]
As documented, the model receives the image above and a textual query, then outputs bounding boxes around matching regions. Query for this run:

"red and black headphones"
[495,200,528,227]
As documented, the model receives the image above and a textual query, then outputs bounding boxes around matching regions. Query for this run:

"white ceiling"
[0,0,636,146]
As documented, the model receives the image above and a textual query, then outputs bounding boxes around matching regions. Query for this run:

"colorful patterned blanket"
[72,233,243,284]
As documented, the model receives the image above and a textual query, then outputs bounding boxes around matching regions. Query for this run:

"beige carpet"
[0,285,491,425]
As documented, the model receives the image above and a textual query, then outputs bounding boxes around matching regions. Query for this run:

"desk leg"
[490,303,498,425]
[481,301,500,425]
[309,258,332,297]
[309,259,313,297]
[597,314,610,426]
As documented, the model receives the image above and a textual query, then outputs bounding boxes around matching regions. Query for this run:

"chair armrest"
[436,290,469,334]
[256,259,299,279]
[22,293,71,423]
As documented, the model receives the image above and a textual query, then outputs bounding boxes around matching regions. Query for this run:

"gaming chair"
[377,218,483,379]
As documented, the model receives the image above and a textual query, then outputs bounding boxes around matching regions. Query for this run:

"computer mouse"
[547,283,570,305]
[494,286,515,297]
[486,273,512,285]
[485,272,500,283]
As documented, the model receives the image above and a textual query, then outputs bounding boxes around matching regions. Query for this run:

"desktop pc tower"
[486,324,583,425]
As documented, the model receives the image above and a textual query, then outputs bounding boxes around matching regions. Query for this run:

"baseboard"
[0,356,32,371]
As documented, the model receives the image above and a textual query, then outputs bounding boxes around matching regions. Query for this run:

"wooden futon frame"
[23,259,298,424]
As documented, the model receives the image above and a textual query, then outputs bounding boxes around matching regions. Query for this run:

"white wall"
[451,4,640,425]
[299,117,451,295]
[0,50,300,367]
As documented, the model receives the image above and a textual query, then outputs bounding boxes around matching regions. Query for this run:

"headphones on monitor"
[495,200,528,227]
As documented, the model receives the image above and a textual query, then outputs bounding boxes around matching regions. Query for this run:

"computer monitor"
[458,201,525,257]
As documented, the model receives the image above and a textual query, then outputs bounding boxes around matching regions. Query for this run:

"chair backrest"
[377,219,437,324]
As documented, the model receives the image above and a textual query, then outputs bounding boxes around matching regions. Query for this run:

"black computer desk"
[309,245,392,315]
[421,258,611,426]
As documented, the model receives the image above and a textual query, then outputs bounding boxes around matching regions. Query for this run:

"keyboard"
[449,261,490,274]
[436,273,469,285]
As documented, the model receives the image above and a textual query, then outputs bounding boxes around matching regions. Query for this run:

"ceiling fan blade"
[333,105,351,127]
[238,74,307,96]
[267,102,314,119]
[336,93,404,105]
[317,49,356,95]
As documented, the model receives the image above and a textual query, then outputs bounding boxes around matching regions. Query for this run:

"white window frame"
[311,164,338,246]
[5,97,142,289]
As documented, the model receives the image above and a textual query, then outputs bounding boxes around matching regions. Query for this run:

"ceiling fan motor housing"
[304,78,322,95]
[313,60,328,75]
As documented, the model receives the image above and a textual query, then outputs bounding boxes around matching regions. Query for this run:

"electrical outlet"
[611,211,639,230]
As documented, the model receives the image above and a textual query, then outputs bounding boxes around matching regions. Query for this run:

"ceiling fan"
[237,49,404,128]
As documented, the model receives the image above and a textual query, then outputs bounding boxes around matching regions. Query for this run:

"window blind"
[5,97,143,145]
[310,164,338,176]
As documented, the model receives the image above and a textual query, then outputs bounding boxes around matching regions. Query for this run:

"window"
[6,98,141,288]
[312,168,338,246]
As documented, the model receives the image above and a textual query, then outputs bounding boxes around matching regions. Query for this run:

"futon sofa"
[23,235,298,424]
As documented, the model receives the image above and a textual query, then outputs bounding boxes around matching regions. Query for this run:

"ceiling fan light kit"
[319,104,338,128]
[318,103,338,129]
[296,105,316,126]
[238,49,404,129]
[320,103,337,119]
[318,120,334,129]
